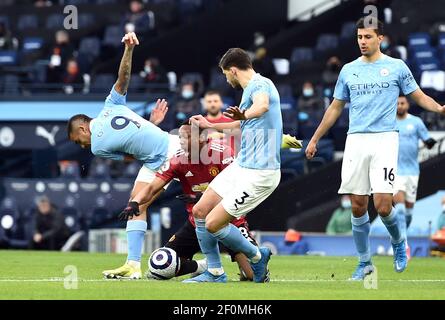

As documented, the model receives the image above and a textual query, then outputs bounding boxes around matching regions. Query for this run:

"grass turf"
[0,250,444,300]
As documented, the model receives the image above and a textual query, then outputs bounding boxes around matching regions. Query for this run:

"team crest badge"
[209,166,219,177]
[380,68,389,76]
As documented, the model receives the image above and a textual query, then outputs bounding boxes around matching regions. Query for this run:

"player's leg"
[164,221,207,278]
[184,187,227,283]
[234,253,254,281]
[103,167,164,279]
[370,132,407,272]
[338,133,373,280]
[349,194,374,280]
[404,176,419,229]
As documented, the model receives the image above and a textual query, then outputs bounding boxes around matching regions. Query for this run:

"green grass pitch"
[0,250,444,300]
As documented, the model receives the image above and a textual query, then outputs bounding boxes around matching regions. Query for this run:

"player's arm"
[189,115,240,133]
[224,92,270,121]
[306,99,346,159]
[118,177,169,221]
[409,88,445,115]
[114,32,140,95]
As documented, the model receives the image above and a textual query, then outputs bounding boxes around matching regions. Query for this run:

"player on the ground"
[305,18,445,280]
[122,122,257,280]
[394,95,436,258]
[67,32,180,279]
[185,48,282,283]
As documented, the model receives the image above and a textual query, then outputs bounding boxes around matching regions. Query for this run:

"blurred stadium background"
[1,0,445,259]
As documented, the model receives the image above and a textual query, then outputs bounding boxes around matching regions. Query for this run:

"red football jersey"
[205,114,237,152]
[156,141,247,227]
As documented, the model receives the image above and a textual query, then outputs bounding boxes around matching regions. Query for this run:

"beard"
[207,109,220,117]
[397,110,407,116]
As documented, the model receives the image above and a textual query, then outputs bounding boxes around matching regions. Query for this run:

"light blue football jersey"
[90,86,170,170]
[238,73,283,170]
[397,114,430,176]
[334,54,419,134]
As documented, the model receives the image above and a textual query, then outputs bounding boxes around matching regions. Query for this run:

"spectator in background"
[438,196,445,230]
[31,196,70,250]
[172,82,202,125]
[297,81,325,122]
[380,35,401,59]
[122,0,154,34]
[0,22,18,51]
[321,56,341,87]
[46,30,75,85]
[326,195,353,235]
[62,58,84,95]
[138,57,168,91]
[252,47,275,79]
[34,0,53,7]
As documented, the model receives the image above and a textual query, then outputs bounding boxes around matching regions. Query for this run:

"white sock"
[251,248,261,263]
[196,258,207,274]
[208,267,224,276]
[127,260,141,269]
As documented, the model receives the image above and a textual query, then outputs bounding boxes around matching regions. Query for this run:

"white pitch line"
[0,278,444,283]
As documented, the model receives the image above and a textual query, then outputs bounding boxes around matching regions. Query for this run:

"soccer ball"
[148,247,180,280]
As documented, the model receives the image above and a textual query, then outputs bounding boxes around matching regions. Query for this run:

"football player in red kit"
[119,121,258,280]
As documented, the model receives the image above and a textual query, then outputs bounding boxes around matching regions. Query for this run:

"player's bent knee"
[351,204,367,216]
[205,219,222,234]
[376,203,392,216]
[192,205,207,220]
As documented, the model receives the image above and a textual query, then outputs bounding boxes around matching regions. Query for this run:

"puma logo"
[36,126,59,146]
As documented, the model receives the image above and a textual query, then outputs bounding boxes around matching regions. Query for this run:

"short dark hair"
[67,114,92,138]
[219,48,252,71]
[204,90,222,98]
[356,17,384,35]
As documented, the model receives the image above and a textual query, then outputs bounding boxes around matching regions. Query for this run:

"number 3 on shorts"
[234,192,250,211]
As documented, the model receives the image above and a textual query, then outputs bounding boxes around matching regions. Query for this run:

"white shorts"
[208,160,281,218]
[134,134,180,189]
[338,132,398,195]
[394,175,419,203]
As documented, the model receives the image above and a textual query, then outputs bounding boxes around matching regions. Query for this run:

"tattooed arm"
[114,32,140,95]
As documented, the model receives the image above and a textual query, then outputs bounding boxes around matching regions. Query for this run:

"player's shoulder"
[250,73,271,90]
[408,113,425,125]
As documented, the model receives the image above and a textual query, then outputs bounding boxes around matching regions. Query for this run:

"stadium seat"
[290,47,313,65]
[0,15,10,28]
[22,37,44,51]
[45,14,65,29]
[2,75,20,94]
[61,195,81,233]
[281,107,298,136]
[79,37,101,58]
[276,83,293,99]
[17,14,39,30]
[122,161,141,179]
[86,195,113,228]
[103,25,123,47]
[0,51,18,65]
[340,21,356,39]
[60,162,80,178]
[78,13,95,28]
[0,197,21,238]
[88,161,111,179]
[91,73,115,93]
[408,32,431,47]
[315,34,339,51]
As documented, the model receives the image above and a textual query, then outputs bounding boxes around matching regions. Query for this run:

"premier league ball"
[148,247,180,280]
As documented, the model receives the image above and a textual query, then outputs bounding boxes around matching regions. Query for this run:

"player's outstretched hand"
[121,32,140,48]
[150,99,168,125]
[118,201,140,221]
[224,106,247,121]
[176,193,202,204]
[305,139,317,160]
[189,115,213,129]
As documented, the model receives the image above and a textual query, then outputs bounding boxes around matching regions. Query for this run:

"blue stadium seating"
[0,51,18,66]
[22,37,44,52]
[103,25,123,47]
[78,13,95,28]
[290,47,313,66]
[340,21,356,39]
[315,33,339,51]
[408,32,431,47]
[17,14,39,30]
[79,37,101,58]
[45,14,65,29]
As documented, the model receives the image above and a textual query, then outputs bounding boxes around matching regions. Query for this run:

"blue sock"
[126,220,147,262]
[395,203,407,243]
[405,208,413,228]
[212,224,259,261]
[194,218,222,269]
[351,212,371,263]
[380,208,403,244]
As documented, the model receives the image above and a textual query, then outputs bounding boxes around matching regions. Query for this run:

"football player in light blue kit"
[67,32,180,279]
[186,48,282,283]
[394,95,436,258]
[306,18,445,280]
